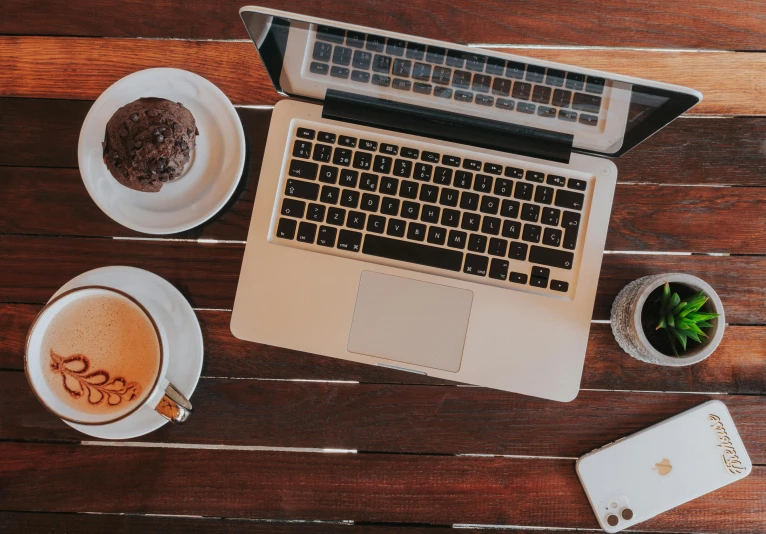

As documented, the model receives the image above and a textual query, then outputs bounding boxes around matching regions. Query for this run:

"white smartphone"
[577,400,752,532]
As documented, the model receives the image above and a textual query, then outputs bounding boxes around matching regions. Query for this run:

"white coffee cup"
[26,285,192,426]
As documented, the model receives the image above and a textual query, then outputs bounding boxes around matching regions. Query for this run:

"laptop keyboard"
[309,25,606,127]
[273,122,591,296]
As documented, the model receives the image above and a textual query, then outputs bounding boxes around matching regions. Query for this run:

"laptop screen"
[241,7,700,158]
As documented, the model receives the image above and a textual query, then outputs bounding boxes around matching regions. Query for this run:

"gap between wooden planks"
[0,37,764,115]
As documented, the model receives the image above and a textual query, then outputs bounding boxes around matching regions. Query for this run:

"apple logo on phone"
[652,458,673,476]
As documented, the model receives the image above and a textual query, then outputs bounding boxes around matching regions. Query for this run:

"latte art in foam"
[49,350,143,406]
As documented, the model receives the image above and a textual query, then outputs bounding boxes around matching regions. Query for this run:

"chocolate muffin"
[103,97,198,192]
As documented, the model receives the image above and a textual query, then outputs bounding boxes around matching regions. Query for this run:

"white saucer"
[78,68,246,235]
[52,266,204,439]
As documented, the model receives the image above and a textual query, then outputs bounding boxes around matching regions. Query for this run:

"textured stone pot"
[610,273,725,366]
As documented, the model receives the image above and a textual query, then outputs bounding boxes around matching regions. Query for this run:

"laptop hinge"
[322,89,573,164]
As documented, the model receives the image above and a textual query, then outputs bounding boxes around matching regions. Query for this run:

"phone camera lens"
[621,508,634,520]
[607,514,619,526]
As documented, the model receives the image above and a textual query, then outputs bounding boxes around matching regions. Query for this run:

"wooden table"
[1,1,765,532]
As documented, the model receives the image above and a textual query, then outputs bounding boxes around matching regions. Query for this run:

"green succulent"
[656,282,720,356]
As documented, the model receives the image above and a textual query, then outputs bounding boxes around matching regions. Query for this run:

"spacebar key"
[529,245,574,269]
[363,235,463,272]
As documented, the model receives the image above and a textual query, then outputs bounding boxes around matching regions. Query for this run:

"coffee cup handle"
[153,383,192,424]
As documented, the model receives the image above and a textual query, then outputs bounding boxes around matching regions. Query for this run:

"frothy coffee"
[41,292,161,416]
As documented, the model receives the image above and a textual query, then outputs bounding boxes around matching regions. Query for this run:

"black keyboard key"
[521,203,540,222]
[327,207,346,226]
[289,159,318,180]
[468,234,487,253]
[361,193,380,212]
[530,275,548,289]
[392,58,412,77]
[478,95,495,109]
[441,208,460,227]
[559,109,577,122]
[472,74,491,93]
[360,173,378,192]
[312,41,333,62]
[364,234,463,271]
[434,167,453,185]
[550,280,569,292]
[293,140,312,159]
[525,65,546,83]
[586,76,606,94]
[460,192,480,211]
[534,185,554,205]
[448,230,468,249]
[426,46,446,64]
[380,176,399,196]
[474,174,493,193]
[381,196,400,216]
[555,189,585,210]
[351,70,371,83]
[317,226,337,247]
[432,66,452,85]
[320,185,340,205]
[480,196,500,215]
[332,46,352,66]
[439,188,459,207]
[401,201,420,220]
[281,198,306,218]
[337,229,363,252]
[509,241,528,261]
[546,69,566,87]
[352,50,373,70]
[402,147,420,159]
[386,218,407,237]
[514,182,534,200]
[366,214,386,234]
[454,171,472,189]
[579,113,599,126]
[318,131,336,143]
[490,78,512,98]
[483,163,503,175]
[358,139,377,152]
[366,34,385,52]
[386,38,406,56]
[421,205,440,223]
[464,253,489,276]
[454,90,473,103]
[565,72,585,91]
[526,171,545,183]
[489,258,509,280]
[452,70,471,89]
[347,31,366,48]
[517,102,536,114]
[512,81,532,100]
[547,175,566,187]
[500,199,520,219]
[552,89,572,107]
[444,49,464,68]
[542,207,561,226]
[532,85,551,104]
[434,86,453,98]
[297,221,317,244]
[529,245,574,269]
[493,178,514,197]
[522,223,541,243]
[332,147,352,166]
[400,181,419,199]
[419,184,439,203]
[347,211,366,229]
[372,54,391,74]
[543,227,562,247]
[486,57,506,76]
[372,74,391,87]
[380,143,398,156]
[296,128,315,140]
[464,53,486,72]
[339,169,358,188]
[568,178,587,191]
[276,217,297,240]
[488,237,508,256]
[481,216,501,235]
[506,61,526,79]
[406,42,427,60]
[407,222,427,241]
[510,272,528,284]
[427,226,447,245]
[562,211,581,250]
[532,266,550,279]
[502,220,522,240]
[353,151,372,170]
[505,166,524,179]
[319,165,338,184]
[317,25,345,44]
[393,159,413,178]
[538,106,557,118]
[461,212,480,231]
[414,163,433,182]
[572,92,602,113]
[307,203,326,222]
[286,179,319,201]
[340,189,360,208]
[339,135,357,148]
[373,155,393,174]
[412,62,433,82]
[442,155,461,167]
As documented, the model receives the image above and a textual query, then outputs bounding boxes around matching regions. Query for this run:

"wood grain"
[3,304,766,393]
[2,442,764,531]
[1,236,765,323]
[3,0,766,50]
[3,372,766,461]
[1,38,764,115]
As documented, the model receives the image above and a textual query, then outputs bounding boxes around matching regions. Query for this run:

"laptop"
[231,6,701,401]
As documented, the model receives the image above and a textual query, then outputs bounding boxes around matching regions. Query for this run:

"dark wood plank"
[5,100,765,187]
[1,442,764,531]
[1,236,765,323]
[3,372,766,461]
[1,38,762,114]
[2,0,765,50]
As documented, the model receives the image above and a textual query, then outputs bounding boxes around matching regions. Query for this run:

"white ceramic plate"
[53,266,204,439]
[78,68,245,234]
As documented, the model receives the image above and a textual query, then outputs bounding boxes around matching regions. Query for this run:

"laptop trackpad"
[347,271,473,373]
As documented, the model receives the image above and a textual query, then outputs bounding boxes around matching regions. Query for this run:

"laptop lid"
[240,6,701,159]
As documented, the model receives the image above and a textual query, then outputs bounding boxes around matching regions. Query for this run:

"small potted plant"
[611,273,724,366]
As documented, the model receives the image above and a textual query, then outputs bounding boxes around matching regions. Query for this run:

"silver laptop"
[231,6,701,401]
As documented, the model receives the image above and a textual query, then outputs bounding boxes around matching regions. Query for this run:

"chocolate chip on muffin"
[103,97,198,192]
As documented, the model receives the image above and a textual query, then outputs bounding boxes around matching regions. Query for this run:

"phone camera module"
[621,508,634,520]
[606,514,620,527]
